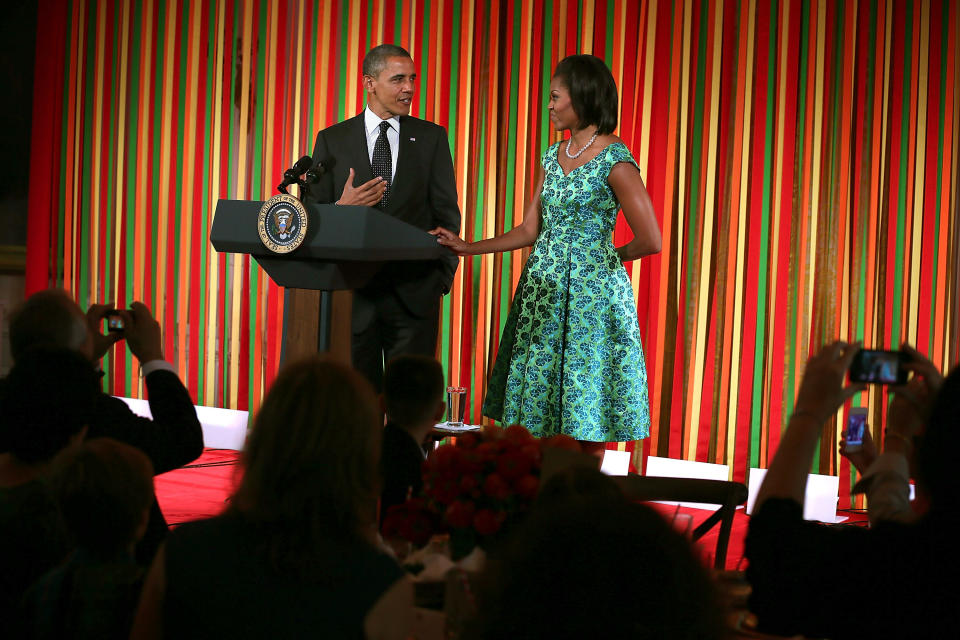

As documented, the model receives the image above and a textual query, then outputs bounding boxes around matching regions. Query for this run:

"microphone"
[277,155,314,194]
[304,156,336,184]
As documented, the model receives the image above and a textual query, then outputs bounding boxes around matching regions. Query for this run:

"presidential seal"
[257,194,308,254]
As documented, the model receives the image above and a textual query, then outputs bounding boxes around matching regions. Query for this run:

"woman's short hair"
[535,466,626,510]
[231,357,381,573]
[53,437,155,557]
[472,498,725,639]
[552,54,619,135]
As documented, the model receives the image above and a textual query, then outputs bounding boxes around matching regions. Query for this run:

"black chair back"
[613,475,748,569]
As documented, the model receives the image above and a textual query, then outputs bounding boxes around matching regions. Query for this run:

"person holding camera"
[840,344,943,525]
[7,289,203,565]
[745,341,960,639]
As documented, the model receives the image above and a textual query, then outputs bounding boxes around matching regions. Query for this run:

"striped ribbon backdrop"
[27,0,960,496]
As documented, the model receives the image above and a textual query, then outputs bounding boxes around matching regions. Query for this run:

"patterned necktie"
[371,120,392,209]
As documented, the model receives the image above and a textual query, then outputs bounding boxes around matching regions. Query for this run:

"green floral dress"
[482,141,651,442]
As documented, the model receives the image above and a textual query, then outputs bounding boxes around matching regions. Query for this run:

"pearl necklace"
[565,131,599,159]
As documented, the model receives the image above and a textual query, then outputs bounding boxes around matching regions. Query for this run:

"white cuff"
[141,360,177,377]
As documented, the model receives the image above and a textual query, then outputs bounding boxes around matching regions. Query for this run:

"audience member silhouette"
[130,358,412,640]
[380,354,445,522]
[534,464,626,509]
[0,348,100,629]
[747,342,960,639]
[7,289,203,564]
[840,344,941,525]
[21,438,154,640]
[468,468,725,640]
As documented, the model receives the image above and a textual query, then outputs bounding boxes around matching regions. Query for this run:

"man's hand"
[86,302,124,361]
[118,302,164,363]
[336,168,387,206]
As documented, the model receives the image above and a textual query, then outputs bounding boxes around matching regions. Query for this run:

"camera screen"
[846,412,866,446]
[852,350,900,384]
[105,315,124,331]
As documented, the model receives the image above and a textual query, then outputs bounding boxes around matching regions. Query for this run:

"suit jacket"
[308,113,461,318]
[88,370,204,564]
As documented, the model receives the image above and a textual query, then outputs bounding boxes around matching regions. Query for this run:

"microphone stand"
[276,160,329,351]
[277,155,314,199]
[291,179,310,203]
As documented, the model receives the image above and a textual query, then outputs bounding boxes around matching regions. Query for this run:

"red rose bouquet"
[382,424,582,559]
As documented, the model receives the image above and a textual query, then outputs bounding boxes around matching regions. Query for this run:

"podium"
[210,199,447,362]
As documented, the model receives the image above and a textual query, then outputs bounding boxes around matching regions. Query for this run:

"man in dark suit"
[307,44,460,392]
[6,289,204,565]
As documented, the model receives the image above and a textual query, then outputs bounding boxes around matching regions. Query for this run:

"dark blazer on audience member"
[308,113,461,317]
[379,423,426,522]
[88,369,204,564]
[162,512,404,638]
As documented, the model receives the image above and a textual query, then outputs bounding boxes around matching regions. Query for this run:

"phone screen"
[849,349,905,385]
[846,411,866,447]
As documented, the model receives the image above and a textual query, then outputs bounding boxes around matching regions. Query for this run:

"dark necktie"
[372,121,392,208]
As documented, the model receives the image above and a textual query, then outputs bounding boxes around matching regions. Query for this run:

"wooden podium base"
[327,290,353,363]
[284,289,352,365]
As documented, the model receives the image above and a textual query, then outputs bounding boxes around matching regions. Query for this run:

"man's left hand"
[86,302,124,361]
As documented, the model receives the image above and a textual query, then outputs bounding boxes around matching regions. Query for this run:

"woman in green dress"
[431,55,661,456]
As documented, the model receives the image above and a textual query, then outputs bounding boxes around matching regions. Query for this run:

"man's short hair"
[383,355,444,427]
[8,289,88,362]
[362,44,412,78]
[53,438,155,557]
[0,347,100,463]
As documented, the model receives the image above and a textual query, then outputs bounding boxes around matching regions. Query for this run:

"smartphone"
[845,408,867,452]
[104,311,125,332]
[849,349,909,385]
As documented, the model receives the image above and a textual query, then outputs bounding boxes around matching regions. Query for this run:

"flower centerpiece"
[383,424,582,560]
